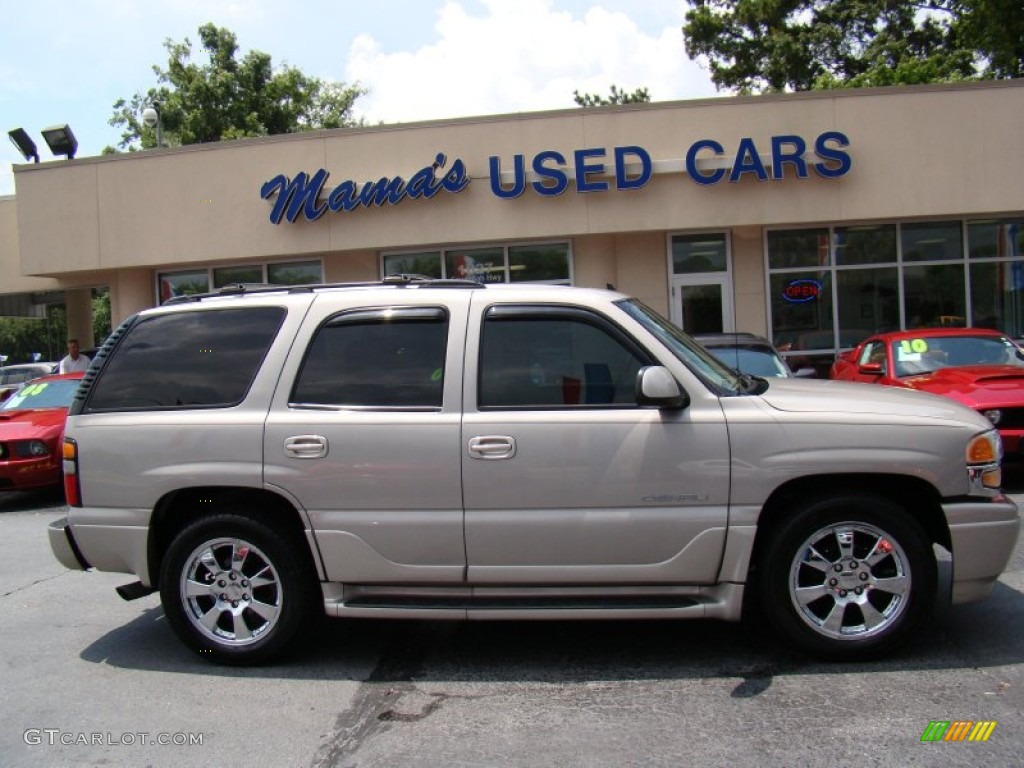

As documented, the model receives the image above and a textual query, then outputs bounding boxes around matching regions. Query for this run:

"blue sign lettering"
[615,146,651,189]
[261,153,470,224]
[262,134,852,223]
[813,131,852,178]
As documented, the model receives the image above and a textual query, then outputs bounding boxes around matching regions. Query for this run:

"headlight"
[966,431,1001,464]
[982,409,1003,425]
[14,440,50,458]
[966,430,1003,491]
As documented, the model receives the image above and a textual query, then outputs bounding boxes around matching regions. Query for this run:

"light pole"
[141,103,162,148]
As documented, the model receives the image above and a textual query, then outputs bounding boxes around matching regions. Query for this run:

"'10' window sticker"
[897,338,929,361]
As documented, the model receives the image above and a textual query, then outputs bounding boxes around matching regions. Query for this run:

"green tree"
[682,0,1021,94]
[573,85,651,107]
[108,23,367,151]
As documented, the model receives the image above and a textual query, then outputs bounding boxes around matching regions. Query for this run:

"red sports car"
[0,372,84,492]
[830,328,1024,454]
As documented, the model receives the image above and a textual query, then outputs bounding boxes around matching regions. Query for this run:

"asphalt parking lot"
[0,478,1021,768]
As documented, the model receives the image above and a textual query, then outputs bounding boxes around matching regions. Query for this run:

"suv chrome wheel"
[160,512,316,665]
[789,522,910,640]
[180,537,282,646]
[760,494,935,660]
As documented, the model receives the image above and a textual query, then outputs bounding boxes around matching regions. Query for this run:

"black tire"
[758,494,936,661]
[159,512,317,665]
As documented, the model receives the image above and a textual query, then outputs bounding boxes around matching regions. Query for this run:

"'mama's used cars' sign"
[260,131,851,225]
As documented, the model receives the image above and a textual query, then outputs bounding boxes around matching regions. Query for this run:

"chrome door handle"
[468,435,516,460]
[284,435,328,459]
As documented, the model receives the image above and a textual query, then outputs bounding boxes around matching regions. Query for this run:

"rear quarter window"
[83,307,286,411]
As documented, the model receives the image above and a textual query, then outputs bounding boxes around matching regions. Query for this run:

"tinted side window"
[479,309,649,408]
[292,307,447,408]
[85,307,285,411]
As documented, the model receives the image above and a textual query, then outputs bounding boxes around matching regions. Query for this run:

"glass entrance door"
[672,276,733,333]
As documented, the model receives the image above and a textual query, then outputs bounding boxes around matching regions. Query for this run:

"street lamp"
[8,128,39,163]
[41,124,78,159]
[142,103,163,148]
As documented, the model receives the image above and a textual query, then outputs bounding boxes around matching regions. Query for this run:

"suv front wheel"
[159,513,315,665]
[759,494,936,661]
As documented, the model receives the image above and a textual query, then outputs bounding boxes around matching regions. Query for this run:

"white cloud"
[346,0,717,123]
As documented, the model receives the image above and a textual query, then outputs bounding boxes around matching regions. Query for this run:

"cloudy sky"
[0,0,723,196]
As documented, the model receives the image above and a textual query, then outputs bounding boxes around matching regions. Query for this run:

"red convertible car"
[831,328,1024,454]
[0,372,84,492]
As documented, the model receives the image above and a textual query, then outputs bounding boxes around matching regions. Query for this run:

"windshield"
[891,334,1024,377]
[1,379,80,411]
[616,299,745,394]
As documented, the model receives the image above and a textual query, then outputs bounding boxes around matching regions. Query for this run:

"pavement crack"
[1,571,68,598]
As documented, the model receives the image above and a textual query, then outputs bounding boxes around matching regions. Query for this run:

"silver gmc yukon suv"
[48,279,1021,664]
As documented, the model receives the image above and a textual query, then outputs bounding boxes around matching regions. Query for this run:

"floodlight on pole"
[8,128,39,163]
[41,124,78,159]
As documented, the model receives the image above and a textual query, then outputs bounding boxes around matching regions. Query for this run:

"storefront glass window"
[837,267,899,342]
[267,261,322,285]
[967,219,1024,259]
[901,221,963,262]
[770,271,832,346]
[903,264,966,327]
[834,225,897,266]
[768,219,1024,372]
[213,265,263,288]
[508,244,571,283]
[446,247,506,283]
[767,229,830,269]
[970,262,1024,337]
[382,252,442,279]
[672,234,727,273]
[158,270,209,302]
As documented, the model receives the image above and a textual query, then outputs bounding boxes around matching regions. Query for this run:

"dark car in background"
[0,362,57,403]
[693,333,811,378]
[0,372,84,492]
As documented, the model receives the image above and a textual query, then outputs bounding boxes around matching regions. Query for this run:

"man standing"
[59,338,91,374]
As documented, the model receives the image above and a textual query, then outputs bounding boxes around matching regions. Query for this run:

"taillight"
[63,437,82,507]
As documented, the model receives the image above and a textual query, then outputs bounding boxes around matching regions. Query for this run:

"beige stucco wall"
[13,80,1024,281]
[731,227,768,335]
[4,81,1024,331]
[0,196,61,294]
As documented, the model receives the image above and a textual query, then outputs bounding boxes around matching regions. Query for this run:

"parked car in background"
[0,362,57,403]
[693,333,812,378]
[830,328,1024,456]
[0,372,84,492]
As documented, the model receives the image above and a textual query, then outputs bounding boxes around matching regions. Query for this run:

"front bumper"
[943,497,1021,603]
[47,517,92,571]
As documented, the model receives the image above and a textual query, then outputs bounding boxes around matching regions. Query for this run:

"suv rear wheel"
[759,494,936,660]
[159,513,315,665]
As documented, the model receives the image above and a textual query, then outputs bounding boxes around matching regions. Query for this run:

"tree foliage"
[682,0,1023,94]
[108,23,367,151]
[573,85,652,107]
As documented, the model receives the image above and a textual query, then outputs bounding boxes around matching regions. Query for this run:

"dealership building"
[2,80,1023,374]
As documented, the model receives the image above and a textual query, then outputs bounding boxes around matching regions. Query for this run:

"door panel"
[263,294,472,583]
[462,302,731,585]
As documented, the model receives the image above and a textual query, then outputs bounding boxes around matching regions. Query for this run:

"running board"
[321,583,745,621]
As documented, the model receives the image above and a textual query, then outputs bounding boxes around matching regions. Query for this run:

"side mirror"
[857,362,884,376]
[636,366,688,409]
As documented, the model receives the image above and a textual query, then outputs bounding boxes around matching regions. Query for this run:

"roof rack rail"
[161,277,485,305]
